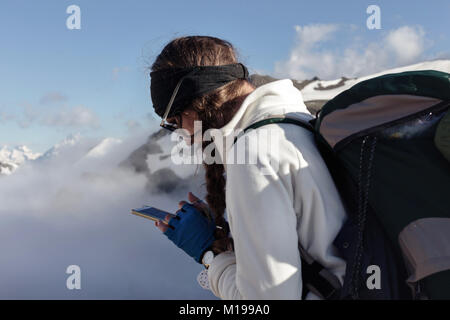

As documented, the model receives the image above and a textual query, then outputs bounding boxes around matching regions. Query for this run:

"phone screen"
[131,206,175,223]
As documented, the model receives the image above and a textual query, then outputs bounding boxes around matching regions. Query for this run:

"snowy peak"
[1,134,125,175]
[0,145,41,175]
[85,138,122,159]
[0,145,41,163]
[39,133,81,160]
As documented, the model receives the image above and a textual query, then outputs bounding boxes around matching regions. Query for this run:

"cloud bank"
[0,131,215,299]
[275,24,429,80]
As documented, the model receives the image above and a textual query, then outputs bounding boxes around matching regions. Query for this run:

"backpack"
[241,70,450,300]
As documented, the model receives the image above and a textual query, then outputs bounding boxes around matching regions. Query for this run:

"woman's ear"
[180,109,200,137]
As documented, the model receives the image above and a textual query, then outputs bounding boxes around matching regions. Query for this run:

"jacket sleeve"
[208,128,304,299]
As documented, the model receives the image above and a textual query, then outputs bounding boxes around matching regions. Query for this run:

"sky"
[1,0,449,152]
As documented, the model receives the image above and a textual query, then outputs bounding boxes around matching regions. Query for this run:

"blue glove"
[164,203,216,263]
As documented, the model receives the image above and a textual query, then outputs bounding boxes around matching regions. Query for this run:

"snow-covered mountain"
[252,59,450,113]
[0,135,125,176]
[84,137,122,159]
[35,134,125,165]
[37,133,81,161]
[302,60,450,107]
[120,129,204,195]
[0,145,41,175]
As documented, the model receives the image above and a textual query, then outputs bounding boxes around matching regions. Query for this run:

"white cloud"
[275,24,339,80]
[275,24,429,80]
[112,66,130,80]
[4,99,100,130]
[0,131,214,299]
[385,26,425,65]
[125,119,142,132]
[295,24,339,48]
[0,111,15,124]
[40,92,68,105]
[41,105,100,129]
[17,103,40,128]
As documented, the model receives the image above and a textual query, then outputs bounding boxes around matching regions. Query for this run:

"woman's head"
[150,36,254,135]
[150,36,255,253]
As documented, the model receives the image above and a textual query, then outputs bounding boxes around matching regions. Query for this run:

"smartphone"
[131,206,176,226]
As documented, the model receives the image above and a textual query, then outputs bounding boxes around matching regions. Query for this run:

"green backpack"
[243,70,450,299]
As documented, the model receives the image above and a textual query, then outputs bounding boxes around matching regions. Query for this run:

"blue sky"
[1,0,449,152]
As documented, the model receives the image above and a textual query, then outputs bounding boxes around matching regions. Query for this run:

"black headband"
[150,63,249,118]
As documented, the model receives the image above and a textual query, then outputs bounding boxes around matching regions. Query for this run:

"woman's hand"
[155,192,211,232]
[155,192,216,263]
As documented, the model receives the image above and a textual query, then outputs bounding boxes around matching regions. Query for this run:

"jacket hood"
[213,79,311,164]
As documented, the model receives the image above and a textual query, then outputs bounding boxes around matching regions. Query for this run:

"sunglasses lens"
[161,123,177,132]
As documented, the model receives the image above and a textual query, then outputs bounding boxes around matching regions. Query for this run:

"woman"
[150,35,347,299]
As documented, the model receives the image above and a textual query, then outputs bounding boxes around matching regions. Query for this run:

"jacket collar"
[212,79,311,165]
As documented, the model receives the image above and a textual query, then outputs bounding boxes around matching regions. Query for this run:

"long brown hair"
[151,36,254,253]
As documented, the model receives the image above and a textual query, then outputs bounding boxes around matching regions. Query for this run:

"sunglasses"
[160,116,180,132]
[159,70,195,132]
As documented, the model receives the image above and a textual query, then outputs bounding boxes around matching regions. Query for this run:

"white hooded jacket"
[206,79,347,300]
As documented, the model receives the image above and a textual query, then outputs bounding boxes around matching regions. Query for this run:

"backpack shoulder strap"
[233,115,316,145]
[298,242,342,300]
[242,116,315,133]
[234,115,342,299]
